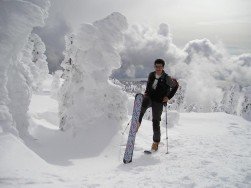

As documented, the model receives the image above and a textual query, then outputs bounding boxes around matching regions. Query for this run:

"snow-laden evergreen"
[20,37,35,90]
[59,13,128,140]
[21,32,50,92]
[29,33,50,92]
[61,33,77,79]
[219,84,240,115]
[240,86,251,121]
[0,0,50,137]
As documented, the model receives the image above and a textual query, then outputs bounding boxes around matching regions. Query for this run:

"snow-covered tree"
[61,33,77,80]
[167,80,185,111]
[29,33,50,91]
[59,13,128,144]
[219,84,241,115]
[0,0,50,137]
[20,32,50,92]
[239,86,251,121]
[20,37,36,90]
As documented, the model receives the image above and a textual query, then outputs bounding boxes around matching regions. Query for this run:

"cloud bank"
[112,23,185,78]
[111,23,250,112]
[112,23,250,87]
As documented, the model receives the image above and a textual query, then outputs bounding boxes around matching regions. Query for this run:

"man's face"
[155,63,164,75]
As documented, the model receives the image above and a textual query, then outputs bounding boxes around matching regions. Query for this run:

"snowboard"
[123,93,143,164]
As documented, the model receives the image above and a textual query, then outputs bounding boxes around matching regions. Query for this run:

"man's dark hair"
[154,59,165,66]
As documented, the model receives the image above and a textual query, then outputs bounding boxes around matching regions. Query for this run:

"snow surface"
[0,78,250,188]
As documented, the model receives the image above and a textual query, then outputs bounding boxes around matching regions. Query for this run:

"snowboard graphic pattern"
[123,93,143,164]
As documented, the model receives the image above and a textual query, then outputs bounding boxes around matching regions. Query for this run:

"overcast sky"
[49,0,251,54]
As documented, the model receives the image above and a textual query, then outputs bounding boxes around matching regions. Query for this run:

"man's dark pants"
[138,95,163,143]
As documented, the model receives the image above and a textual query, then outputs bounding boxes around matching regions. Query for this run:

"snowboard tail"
[144,150,152,154]
[123,93,143,164]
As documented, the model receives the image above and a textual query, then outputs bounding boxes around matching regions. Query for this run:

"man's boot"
[151,142,159,151]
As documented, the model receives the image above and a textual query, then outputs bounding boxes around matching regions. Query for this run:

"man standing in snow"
[138,59,179,151]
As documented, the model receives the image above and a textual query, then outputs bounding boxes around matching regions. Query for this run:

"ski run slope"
[0,82,250,188]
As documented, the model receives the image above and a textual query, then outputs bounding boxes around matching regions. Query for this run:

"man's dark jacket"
[145,71,179,103]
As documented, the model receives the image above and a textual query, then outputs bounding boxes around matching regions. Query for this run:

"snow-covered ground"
[0,79,250,188]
